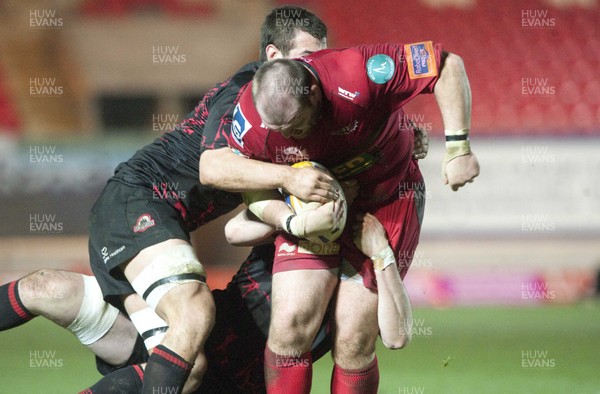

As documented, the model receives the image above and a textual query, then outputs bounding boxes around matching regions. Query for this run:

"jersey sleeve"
[224,84,270,161]
[359,42,443,108]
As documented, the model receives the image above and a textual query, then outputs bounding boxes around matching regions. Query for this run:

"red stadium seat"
[307,0,599,134]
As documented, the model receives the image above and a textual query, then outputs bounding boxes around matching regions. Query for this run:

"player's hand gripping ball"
[283,161,347,244]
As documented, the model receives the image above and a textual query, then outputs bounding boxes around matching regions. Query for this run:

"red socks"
[331,356,379,394]
[264,346,312,394]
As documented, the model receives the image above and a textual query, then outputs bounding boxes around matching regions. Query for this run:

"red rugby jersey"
[228,42,442,205]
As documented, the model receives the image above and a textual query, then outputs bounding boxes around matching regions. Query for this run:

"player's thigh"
[270,268,338,330]
[121,238,191,280]
[333,278,379,362]
[121,239,214,329]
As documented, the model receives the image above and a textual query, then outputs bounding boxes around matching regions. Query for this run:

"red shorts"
[272,172,425,291]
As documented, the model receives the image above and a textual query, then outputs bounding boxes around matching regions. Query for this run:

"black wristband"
[445,134,469,142]
[285,215,296,233]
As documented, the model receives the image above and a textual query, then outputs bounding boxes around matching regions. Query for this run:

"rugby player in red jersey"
[1,6,430,392]
[202,43,479,393]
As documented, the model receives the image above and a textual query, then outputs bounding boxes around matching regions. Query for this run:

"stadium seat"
[306,0,600,134]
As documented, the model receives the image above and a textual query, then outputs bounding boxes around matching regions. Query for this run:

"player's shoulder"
[230,61,262,87]
[302,48,376,107]
[212,61,261,100]
[230,83,266,149]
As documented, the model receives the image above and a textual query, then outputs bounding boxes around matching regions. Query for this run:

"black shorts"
[89,180,190,308]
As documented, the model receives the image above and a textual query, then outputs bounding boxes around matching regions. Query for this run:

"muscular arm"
[199,148,336,203]
[353,213,413,349]
[434,52,471,131]
[434,52,480,191]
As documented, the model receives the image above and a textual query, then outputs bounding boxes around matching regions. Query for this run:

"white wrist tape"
[371,246,396,271]
[282,213,308,238]
[444,128,471,164]
[243,190,278,222]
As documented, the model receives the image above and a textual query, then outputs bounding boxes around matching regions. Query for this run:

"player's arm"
[224,191,344,246]
[200,148,337,203]
[352,213,413,349]
[225,208,277,246]
[434,51,480,191]
[243,189,343,240]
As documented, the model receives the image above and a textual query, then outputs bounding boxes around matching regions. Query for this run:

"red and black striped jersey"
[108,62,261,232]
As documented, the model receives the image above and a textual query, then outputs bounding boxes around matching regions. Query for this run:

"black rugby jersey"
[109,62,261,232]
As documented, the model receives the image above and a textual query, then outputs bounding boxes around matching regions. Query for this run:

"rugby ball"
[283,161,347,244]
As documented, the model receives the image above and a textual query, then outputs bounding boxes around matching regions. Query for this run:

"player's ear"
[265,44,281,60]
[309,84,321,105]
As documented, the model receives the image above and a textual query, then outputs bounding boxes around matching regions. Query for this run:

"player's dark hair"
[259,5,327,61]
[252,59,313,125]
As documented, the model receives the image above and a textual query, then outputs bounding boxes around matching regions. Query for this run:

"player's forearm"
[375,266,413,349]
[224,209,276,246]
[199,148,291,192]
[243,190,291,229]
[434,53,471,132]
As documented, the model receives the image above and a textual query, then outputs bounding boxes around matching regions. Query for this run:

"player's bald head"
[252,59,313,130]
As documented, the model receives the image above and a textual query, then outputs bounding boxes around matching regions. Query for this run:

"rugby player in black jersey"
[85,6,337,393]
[0,5,428,393]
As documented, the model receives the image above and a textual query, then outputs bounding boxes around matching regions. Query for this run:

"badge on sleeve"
[404,41,438,79]
[231,103,251,147]
[366,54,395,84]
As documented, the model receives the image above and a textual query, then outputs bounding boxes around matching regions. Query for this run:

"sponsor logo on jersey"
[133,214,156,233]
[337,87,360,102]
[101,245,126,264]
[331,120,359,136]
[298,240,340,255]
[366,54,395,84]
[232,104,252,147]
[405,41,438,79]
[277,242,297,257]
[330,152,378,180]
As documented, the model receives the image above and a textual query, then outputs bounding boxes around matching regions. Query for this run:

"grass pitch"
[1,302,599,393]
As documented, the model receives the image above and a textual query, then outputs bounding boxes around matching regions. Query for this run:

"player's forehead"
[262,101,307,130]
[288,29,327,57]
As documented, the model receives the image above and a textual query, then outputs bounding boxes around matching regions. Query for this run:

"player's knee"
[270,308,317,349]
[164,284,215,340]
[335,330,377,361]
[19,269,80,312]
[333,340,376,369]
